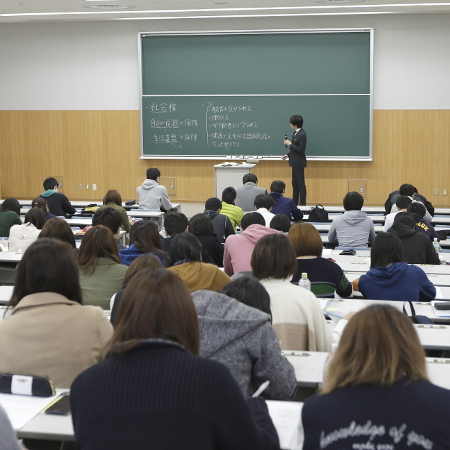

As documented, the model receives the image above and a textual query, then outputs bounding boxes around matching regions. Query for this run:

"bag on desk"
[0,373,55,397]
[307,204,329,222]
[80,204,100,217]
[403,301,434,325]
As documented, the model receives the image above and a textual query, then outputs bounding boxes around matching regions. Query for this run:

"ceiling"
[0,0,449,23]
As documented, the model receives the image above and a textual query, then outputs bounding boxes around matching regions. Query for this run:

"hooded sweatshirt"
[41,190,75,217]
[387,222,440,265]
[204,210,234,243]
[119,244,166,267]
[223,224,279,276]
[410,212,441,242]
[358,262,436,301]
[192,290,296,399]
[328,210,375,248]
[136,179,173,211]
[268,192,303,221]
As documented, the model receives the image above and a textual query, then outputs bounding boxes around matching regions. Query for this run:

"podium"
[213,164,255,198]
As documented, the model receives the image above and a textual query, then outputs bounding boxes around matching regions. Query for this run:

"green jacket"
[0,211,22,237]
[220,202,244,231]
[79,258,128,310]
[99,202,131,233]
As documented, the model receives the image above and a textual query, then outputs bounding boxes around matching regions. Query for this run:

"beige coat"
[0,292,113,388]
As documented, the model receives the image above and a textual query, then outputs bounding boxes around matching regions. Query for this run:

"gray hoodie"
[136,179,173,210]
[192,290,297,399]
[328,210,375,248]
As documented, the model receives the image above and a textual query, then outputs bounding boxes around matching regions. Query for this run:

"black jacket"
[43,192,76,217]
[288,128,307,168]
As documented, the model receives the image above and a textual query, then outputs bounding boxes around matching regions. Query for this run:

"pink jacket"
[223,224,279,276]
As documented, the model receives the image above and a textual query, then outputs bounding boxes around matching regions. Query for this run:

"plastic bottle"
[298,272,311,291]
[433,238,440,255]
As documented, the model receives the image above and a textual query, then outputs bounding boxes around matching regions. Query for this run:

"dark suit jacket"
[288,128,307,168]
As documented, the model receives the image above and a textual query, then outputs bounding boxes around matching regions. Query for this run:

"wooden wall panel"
[0,110,446,206]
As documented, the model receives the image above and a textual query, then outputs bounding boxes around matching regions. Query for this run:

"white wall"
[0,13,449,110]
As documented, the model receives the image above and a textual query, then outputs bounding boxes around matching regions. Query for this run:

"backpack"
[80,204,100,217]
[307,204,329,223]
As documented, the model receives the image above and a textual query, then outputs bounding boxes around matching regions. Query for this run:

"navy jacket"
[119,244,166,266]
[269,192,303,221]
[288,128,307,168]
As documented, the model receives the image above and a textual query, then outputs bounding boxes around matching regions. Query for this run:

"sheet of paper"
[322,249,332,256]
[267,401,304,450]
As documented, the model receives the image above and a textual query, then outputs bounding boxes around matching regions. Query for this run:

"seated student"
[252,234,334,352]
[41,177,76,217]
[268,180,303,222]
[302,305,450,450]
[353,232,436,301]
[269,213,292,233]
[0,405,21,450]
[31,196,56,222]
[385,183,434,218]
[78,226,128,309]
[9,207,45,252]
[192,288,297,399]
[93,207,126,250]
[387,212,440,265]
[136,167,173,211]
[235,173,267,211]
[221,187,244,231]
[0,239,113,388]
[70,269,279,450]
[223,212,279,277]
[119,220,166,266]
[288,223,352,298]
[99,189,131,234]
[254,194,275,227]
[407,202,441,241]
[166,232,231,292]
[38,217,77,250]
[383,195,412,232]
[0,198,22,237]
[328,191,375,248]
[188,213,224,267]
[204,197,235,243]
[161,212,189,252]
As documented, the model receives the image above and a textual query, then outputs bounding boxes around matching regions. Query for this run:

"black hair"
[243,173,258,184]
[222,187,237,204]
[188,214,214,236]
[241,212,265,230]
[407,202,426,218]
[43,177,59,191]
[164,212,189,236]
[290,115,303,128]
[146,168,161,181]
[93,207,122,235]
[270,214,291,233]
[396,195,413,210]
[270,180,285,194]
[165,232,202,266]
[254,194,274,210]
[25,208,46,230]
[0,198,21,216]
[205,197,222,212]
[343,191,364,211]
[221,277,272,322]
[371,232,407,268]
[399,184,416,197]
[393,212,416,229]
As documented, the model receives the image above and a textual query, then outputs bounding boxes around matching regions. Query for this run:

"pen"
[252,380,270,398]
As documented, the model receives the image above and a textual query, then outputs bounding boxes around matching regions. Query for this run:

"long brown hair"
[77,225,120,272]
[130,220,165,256]
[39,217,76,249]
[104,269,199,357]
[323,304,428,393]
[104,189,122,206]
[288,223,323,257]
[123,253,163,284]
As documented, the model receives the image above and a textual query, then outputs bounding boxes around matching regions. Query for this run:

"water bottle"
[433,238,440,255]
[298,272,311,291]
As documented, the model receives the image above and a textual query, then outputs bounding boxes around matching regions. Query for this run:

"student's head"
[25,208,46,230]
[43,177,59,191]
[146,168,161,181]
[1,198,21,216]
[123,253,164,285]
[393,212,416,229]
[31,196,49,213]
[38,217,76,249]
[289,115,303,129]
[270,214,292,233]
[188,214,214,236]
[77,225,120,271]
[270,180,285,194]
[221,277,272,321]
[205,197,221,212]
[399,183,416,197]
[93,207,122,236]
[251,234,297,281]
[165,232,202,267]
[10,239,82,308]
[243,173,258,184]
[254,194,274,211]
[130,220,163,254]
[370,232,406,268]
[323,305,428,393]
[106,269,199,356]
[164,212,189,237]
[241,212,265,230]
[222,187,237,205]
[288,223,323,257]
[395,195,413,210]
[343,191,364,211]
[104,189,122,206]
[407,202,426,218]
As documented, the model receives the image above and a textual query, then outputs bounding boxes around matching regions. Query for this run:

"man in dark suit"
[283,115,307,205]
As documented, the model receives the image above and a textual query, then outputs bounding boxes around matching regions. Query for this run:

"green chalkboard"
[140,31,372,160]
